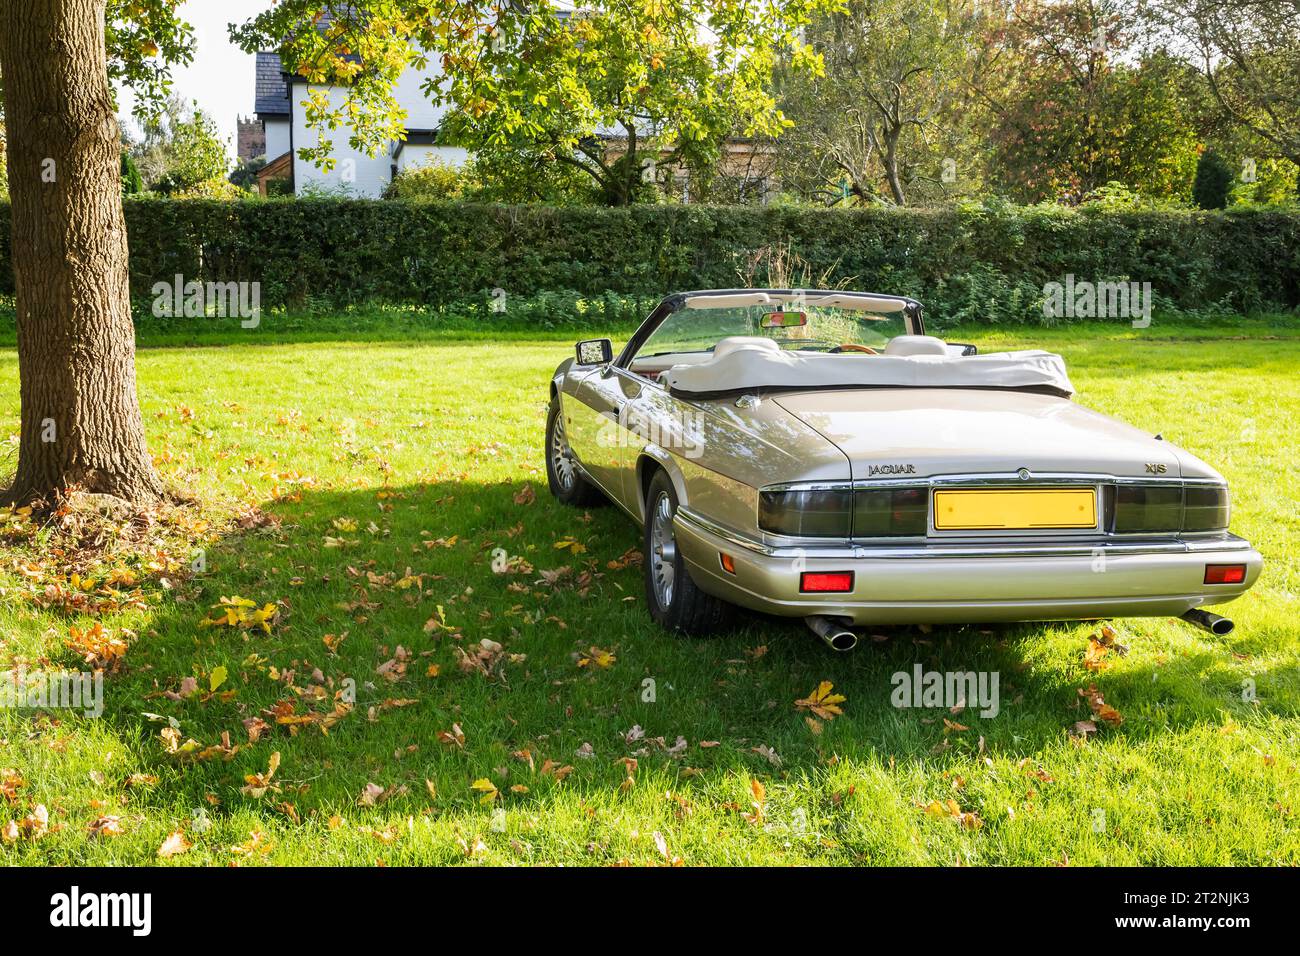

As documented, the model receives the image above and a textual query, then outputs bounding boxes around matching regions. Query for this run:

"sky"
[117,0,268,162]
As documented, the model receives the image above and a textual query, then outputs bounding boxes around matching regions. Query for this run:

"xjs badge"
[1145,463,1168,474]
[869,463,917,476]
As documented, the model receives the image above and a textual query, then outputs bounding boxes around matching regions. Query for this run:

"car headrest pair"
[713,334,949,358]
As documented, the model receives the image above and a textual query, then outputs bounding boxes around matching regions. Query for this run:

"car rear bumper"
[673,508,1263,625]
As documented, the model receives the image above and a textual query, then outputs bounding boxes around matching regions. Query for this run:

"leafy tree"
[444,4,828,205]
[152,107,230,194]
[1161,0,1300,168]
[978,0,1201,203]
[233,1,830,207]
[1192,148,1233,208]
[462,148,598,205]
[775,0,985,206]
[229,155,267,191]
[130,96,231,194]
[1228,157,1300,206]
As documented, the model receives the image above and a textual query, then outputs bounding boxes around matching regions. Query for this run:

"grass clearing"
[0,316,1297,865]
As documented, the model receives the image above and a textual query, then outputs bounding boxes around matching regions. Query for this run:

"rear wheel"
[643,469,733,636]
[546,397,604,506]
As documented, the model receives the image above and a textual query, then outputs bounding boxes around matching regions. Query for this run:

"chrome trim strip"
[677,507,783,555]
[762,472,1228,493]
[677,507,1253,560]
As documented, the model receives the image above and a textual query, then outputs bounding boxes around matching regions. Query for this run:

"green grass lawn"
[0,315,1297,865]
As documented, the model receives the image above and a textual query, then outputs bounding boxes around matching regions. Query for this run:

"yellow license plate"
[933,488,1097,530]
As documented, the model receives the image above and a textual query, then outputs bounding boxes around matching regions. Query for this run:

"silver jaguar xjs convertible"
[545,289,1262,650]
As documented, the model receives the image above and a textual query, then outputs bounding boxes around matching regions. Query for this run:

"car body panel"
[771,388,1186,481]
[674,505,1261,623]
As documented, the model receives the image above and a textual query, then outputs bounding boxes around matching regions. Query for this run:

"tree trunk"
[0,0,162,504]
[883,132,906,206]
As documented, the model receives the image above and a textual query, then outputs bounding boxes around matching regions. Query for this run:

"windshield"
[633,296,912,361]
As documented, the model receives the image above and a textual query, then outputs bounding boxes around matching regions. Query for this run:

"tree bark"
[0,0,162,504]
[883,131,906,206]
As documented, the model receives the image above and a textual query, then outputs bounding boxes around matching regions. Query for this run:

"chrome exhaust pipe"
[1181,608,1234,636]
[805,615,859,652]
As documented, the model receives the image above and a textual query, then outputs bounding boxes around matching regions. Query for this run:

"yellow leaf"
[794,681,846,720]
[209,665,228,692]
[578,646,616,669]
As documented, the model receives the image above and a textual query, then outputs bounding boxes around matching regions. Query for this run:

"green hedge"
[0,199,1297,324]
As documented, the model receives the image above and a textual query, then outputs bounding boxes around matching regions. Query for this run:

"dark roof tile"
[255,51,290,116]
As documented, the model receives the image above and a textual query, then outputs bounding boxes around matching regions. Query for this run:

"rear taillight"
[800,571,854,593]
[759,489,853,537]
[1113,484,1183,532]
[1112,483,1230,534]
[1184,485,1231,532]
[853,486,928,537]
[1204,564,1246,584]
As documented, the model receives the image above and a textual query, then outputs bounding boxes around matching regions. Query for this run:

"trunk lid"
[771,388,1181,481]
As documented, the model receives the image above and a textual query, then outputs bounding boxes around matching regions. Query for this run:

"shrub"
[0,198,1295,325]
[383,158,478,201]
[1193,151,1233,210]
[121,151,144,196]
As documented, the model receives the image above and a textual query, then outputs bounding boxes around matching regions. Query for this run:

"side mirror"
[950,342,978,356]
[576,338,613,366]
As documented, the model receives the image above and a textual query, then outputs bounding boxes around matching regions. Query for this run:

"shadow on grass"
[72,473,1294,834]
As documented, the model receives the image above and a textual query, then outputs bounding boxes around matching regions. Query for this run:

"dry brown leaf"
[157,830,191,858]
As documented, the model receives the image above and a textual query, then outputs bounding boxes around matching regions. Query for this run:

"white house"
[253,44,467,197]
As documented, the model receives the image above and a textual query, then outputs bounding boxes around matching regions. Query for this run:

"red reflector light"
[720,553,736,574]
[1204,564,1246,584]
[800,571,854,593]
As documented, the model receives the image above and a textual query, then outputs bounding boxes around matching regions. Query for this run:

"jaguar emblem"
[869,463,917,476]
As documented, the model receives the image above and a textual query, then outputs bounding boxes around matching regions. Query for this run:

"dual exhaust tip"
[808,609,1233,651]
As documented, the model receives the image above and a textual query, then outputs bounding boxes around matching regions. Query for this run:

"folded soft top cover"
[664,347,1076,398]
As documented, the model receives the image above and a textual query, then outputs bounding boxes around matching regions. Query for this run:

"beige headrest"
[713,336,781,360]
[884,335,949,357]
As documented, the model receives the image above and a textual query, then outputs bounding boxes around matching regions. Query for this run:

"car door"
[564,366,643,508]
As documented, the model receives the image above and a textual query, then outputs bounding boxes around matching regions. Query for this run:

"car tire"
[546,397,605,507]
[643,469,733,636]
